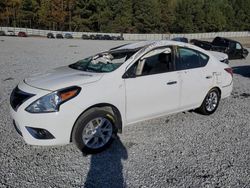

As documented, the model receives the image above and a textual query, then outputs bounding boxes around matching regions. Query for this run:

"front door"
[124,47,181,123]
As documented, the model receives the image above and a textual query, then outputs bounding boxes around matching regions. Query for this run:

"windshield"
[69,50,135,73]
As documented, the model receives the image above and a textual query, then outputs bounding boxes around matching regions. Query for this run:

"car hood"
[210,51,228,61]
[24,66,104,91]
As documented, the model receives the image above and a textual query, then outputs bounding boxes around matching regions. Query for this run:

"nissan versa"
[10,41,233,153]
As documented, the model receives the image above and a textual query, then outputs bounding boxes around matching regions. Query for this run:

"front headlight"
[25,86,81,113]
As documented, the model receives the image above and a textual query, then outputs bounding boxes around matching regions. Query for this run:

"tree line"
[0,0,249,33]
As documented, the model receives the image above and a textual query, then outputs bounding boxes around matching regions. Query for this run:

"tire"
[72,108,117,154]
[242,53,247,59]
[197,88,220,115]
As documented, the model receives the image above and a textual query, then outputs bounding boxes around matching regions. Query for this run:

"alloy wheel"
[82,117,113,149]
[205,91,218,112]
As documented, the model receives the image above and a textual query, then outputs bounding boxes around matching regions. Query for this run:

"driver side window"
[131,47,174,77]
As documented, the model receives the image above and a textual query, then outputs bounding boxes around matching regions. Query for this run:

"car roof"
[111,40,198,51]
[111,41,155,50]
[110,40,219,62]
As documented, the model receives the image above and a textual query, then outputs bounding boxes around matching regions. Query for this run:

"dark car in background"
[0,31,6,36]
[82,34,90,40]
[116,36,124,40]
[94,34,103,40]
[103,34,112,40]
[18,32,28,37]
[56,33,64,39]
[64,33,73,39]
[111,36,118,40]
[111,35,124,40]
[47,33,55,39]
[89,34,95,40]
[191,37,249,60]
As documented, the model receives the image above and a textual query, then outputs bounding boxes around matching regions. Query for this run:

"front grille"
[10,87,35,111]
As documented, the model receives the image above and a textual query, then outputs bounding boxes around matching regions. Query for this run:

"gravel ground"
[0,37,249,188]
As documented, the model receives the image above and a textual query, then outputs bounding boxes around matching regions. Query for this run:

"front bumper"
[13,120,23,137]
[9,83,84,146]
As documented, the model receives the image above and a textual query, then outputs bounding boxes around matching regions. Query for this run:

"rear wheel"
[197,88,220,115]
[242,53,248,59]
[72,108,116,154]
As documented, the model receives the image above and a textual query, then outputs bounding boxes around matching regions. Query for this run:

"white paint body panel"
[210,51,228,62]
[10,40,233,146]
[125,72,180,123]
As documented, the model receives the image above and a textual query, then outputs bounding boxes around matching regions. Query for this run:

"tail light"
[224,68,233,77]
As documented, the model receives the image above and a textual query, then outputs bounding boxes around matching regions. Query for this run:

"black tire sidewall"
[72,109,116,154]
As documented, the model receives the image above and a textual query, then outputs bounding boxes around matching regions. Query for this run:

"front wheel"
[72,108,116,154]
[197,88,220,115]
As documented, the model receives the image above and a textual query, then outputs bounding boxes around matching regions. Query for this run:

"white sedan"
[10,40,233,153]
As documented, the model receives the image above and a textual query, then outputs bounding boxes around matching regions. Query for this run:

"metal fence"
[1,27,249,41]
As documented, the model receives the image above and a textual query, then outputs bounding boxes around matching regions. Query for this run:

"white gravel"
[0,37,249,188]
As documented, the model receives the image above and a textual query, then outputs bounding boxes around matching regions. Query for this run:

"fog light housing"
[26,127,55,139]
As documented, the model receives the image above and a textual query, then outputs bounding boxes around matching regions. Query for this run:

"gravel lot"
[0,37,249,188]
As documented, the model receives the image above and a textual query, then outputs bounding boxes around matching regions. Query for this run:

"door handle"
[167,81,177,85]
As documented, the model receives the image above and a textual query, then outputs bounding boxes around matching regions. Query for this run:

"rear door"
[176,47,213,109]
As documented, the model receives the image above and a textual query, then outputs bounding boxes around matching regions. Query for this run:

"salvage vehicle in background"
[18,32,28,37]
[56,33,64,39]
[191,37,249,60]
[172,37,189,43]
[10,41,233,154]
[82,34,90,40]
[47,33,55,39]
[111,35,124,40]
[103,35,112,40]
[171,37,229,64]
[0,31,6,36]
[7,30,15,36]
[64,33,73,39]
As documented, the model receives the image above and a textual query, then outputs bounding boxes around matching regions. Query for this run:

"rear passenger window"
[236,43,242,50]
[199,53,209,67]
[177,47,209,70]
